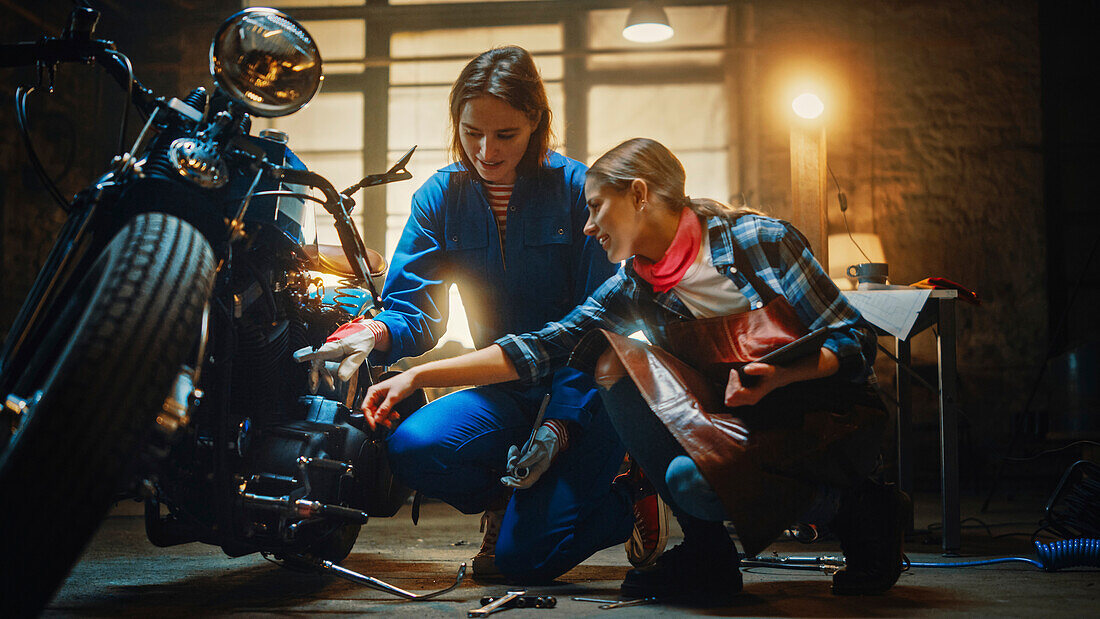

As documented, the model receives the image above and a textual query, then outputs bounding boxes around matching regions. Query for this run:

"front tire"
[0,213,214,616]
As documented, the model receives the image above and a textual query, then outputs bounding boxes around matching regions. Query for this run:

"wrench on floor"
[468,589,526,617]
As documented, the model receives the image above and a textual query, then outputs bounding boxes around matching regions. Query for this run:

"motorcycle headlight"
[210,7,323,118]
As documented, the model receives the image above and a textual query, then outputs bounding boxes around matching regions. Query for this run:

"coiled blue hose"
[1034,538,1100,571]
[908,538,1100,571]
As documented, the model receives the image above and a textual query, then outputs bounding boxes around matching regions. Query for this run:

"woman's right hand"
[361,371,417,430]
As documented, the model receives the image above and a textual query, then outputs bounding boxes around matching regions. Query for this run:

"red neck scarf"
[633,208,703,293]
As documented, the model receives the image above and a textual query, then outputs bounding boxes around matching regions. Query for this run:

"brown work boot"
[831,479,910,595]
[471,508,506,582]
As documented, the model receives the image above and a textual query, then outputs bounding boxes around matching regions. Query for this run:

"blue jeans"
[602,379,841,526]
[386,385,634,582]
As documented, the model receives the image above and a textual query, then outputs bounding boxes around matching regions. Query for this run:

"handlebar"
[1,37,157,115]
[265,164,383,307]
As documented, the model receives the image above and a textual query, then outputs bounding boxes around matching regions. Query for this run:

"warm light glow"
[792,93,825,120]
[623,22,674,43]
[828,233,887,288]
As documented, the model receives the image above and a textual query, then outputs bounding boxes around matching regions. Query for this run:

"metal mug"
[847,262,889,285]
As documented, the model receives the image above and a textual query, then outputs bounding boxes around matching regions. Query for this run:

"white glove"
[500,422,566,490]
[293,318,377,393]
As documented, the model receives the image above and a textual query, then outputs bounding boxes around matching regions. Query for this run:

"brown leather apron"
[570,248,886,556]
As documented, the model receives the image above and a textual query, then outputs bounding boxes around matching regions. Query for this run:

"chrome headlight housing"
[210,8,323,117]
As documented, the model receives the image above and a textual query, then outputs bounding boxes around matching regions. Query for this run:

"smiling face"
[583,178,646,263]
[458,95,538,184]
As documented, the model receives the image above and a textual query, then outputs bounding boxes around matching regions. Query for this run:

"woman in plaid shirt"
[363,138,906,603]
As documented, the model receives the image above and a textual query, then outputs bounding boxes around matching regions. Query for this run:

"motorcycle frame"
[0,23,387,538]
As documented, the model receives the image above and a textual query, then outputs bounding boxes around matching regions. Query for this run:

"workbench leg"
[895,338,914,502]
[937,299,961,555]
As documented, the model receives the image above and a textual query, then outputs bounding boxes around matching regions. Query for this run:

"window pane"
[298,151,364,198]
[385,148,449,236]
[389,85,451,150]
[392,25,562,57]
[587,84,726,154]
[303,20,365,61]
[677,150,730,206]
[391,26,563,84]
[255,92,364,151]
[324,62,366,74]
[588,84,728,208]
[545,81,566,155]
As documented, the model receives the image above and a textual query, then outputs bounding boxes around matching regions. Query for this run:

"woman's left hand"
[725,348,840,407]
[360,371,417,430]
[724,363,782,407]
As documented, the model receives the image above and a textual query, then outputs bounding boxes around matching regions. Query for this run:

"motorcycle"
[0,6,464,615]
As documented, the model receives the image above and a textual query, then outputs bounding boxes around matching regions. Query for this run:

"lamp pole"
[789,94,828,269]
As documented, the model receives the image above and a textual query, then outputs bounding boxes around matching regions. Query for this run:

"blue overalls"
[368,152,632,581]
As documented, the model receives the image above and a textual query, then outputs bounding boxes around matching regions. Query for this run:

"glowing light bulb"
[623,22,673,43]
[792,93,825,120]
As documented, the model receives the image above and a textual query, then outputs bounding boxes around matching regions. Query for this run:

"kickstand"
[312,558,466,600]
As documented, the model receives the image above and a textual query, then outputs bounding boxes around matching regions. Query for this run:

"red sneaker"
[616,462,669,568]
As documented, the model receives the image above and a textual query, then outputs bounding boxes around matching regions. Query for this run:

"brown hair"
[587,137,762,219]
[449,46,554,180]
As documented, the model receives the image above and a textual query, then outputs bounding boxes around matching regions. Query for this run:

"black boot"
[620,514,742,602]
[831,479,910,595]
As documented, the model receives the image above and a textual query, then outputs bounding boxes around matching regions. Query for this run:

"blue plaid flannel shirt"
[495,213,878,386]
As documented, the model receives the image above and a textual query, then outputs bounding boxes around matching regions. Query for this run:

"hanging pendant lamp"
[623,1,674,43]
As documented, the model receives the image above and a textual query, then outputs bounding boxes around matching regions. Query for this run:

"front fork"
[154,302,210,438]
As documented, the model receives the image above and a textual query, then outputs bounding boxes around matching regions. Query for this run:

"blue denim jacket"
[369,151,617,426]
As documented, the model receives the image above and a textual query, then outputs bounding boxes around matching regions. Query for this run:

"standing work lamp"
[789,92,828,271]
[623,1,674,43]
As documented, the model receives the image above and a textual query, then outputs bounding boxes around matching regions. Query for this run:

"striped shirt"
[495,214,878,386]
[485,182,514,244]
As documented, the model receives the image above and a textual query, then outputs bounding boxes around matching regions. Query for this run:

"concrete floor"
[43,493,1098,617]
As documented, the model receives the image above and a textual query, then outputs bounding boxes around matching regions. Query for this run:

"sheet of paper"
[842,289,933,340]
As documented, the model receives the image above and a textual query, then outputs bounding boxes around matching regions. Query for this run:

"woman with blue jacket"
[296,47,644,582]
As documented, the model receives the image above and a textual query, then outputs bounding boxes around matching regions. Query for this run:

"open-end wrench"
[468,590,526,617]
[598,597,659,609]
[572,596,660,609]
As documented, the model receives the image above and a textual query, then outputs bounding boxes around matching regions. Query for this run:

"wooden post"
[789,123,828,268]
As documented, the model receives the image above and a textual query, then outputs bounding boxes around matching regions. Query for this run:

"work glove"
[293,317,378,392]
[500,420,568,490]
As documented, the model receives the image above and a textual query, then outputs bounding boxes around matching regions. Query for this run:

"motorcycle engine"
[221,259,411,553]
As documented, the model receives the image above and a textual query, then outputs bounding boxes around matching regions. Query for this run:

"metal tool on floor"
[572,596,659,609]
[469,590,526,617]
[509,394,550,480]
[315,559,466,600]
[479,594,557,609]
[741,554,846,575]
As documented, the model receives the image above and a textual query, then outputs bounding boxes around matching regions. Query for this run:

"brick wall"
[751,1,1044,454]
[0,1,234,331]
